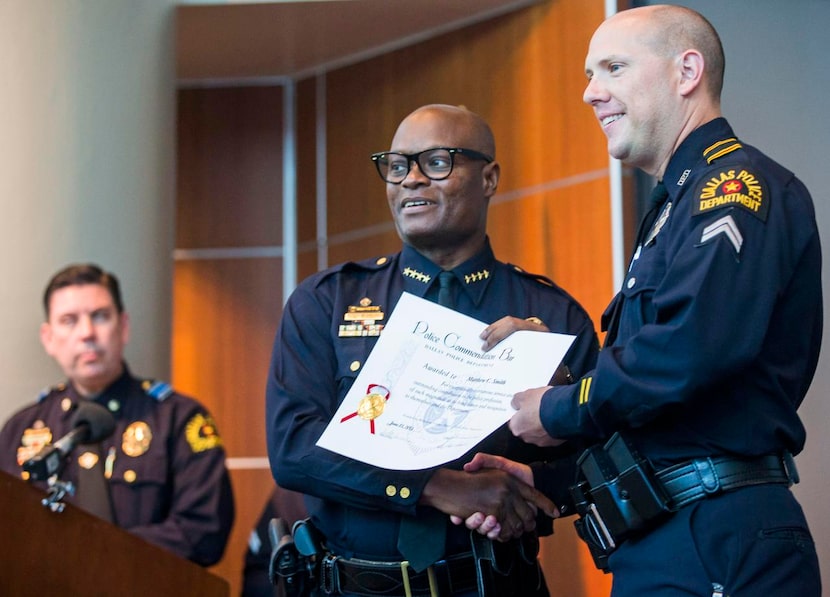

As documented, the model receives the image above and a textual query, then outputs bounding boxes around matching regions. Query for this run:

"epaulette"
[37,382,67,403]
[702,136,743,165]
[345,255,395,271]
[316,255,395,285]
[142,379,173,401]
[507,264,555,288]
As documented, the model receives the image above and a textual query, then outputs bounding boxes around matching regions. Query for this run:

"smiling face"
[583,11,681,177]
[40,283,129,397]
[385,105,500,268]
[583,6,722,179]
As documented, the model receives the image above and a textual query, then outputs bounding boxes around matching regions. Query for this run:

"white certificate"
[316,292,574,470]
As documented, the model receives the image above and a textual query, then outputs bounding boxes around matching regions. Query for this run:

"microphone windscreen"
[72,400,116,443]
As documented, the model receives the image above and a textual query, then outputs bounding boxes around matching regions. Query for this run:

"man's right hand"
[448,453,561,540]
[421,466,556,542]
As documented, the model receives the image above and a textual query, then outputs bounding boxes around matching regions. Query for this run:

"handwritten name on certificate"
[316,292,574,470]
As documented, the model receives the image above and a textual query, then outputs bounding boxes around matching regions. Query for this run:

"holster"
[268,518,323,597]
[570,432,671,571]
[470,532,547,597]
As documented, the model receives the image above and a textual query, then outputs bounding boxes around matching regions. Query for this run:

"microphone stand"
[42,475,76,513]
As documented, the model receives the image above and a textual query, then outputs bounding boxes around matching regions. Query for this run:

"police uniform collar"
[663,117,735,202]
[64,363,132,413]
[400,241,496,306]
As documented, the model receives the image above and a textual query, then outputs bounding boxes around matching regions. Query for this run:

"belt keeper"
[399,561,438,597]
[783,451,800,486]
[693,458,720,494]
[322,554,339,594]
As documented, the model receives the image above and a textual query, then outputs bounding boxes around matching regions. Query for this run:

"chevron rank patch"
[699,214,743,256]
[693,168,768,222]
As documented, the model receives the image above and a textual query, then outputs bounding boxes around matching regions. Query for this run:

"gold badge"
[78,451,99,470]
[340,298,385,337]
[17,424,52,466]
[122,421,153,457]
[185,413,223,453]
[21,424,51,448]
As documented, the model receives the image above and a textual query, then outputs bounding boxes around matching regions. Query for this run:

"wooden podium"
[0,470,229,596]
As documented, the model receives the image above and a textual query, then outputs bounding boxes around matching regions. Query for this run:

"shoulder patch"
[508,264,554,288]
[142,379,173,401]
[692,166,768,222]
[185,413,223,453]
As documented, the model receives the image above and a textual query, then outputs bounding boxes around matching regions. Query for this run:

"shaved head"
[612,5,725,99]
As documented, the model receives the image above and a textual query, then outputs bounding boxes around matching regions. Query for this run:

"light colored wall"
[653,0,830,582]
[0,1,176,423]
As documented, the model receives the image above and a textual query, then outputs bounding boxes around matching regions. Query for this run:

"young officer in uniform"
[266,104,599,596]
[509,5,822,596]
[0,263,235,566]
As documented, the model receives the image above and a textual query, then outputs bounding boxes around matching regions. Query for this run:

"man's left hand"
[510,387,565,447]
[480,316,548,352]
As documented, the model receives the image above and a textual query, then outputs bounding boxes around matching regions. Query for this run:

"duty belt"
[656,452,797,510]
[570,437,800,572]
[321,551,477,597]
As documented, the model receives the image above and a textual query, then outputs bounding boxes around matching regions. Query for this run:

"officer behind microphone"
[0,263,235,566]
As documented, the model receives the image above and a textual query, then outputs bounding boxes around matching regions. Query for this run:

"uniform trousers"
[607,485,820,596]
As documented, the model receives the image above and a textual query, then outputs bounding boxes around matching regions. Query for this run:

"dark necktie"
[637,181,669,247]
[76,442,114,523]
[437,270,456,309]
[397,271,455,571]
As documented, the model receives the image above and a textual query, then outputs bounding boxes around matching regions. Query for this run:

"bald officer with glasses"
[266,104,599,597]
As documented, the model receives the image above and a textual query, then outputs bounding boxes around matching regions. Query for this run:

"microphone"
[23,400,116,481]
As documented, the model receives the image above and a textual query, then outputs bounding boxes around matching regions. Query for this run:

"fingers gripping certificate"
[316,292,575,470]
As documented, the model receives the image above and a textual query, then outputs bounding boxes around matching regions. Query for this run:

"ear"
[677,49,705,97]
[39,322,55,357]
[482,160,500,197]
[120,311,131,346]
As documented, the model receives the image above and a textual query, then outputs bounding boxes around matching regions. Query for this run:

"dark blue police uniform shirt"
[266,239,599,560]
[0,366,235,566]
[540,117,823,470]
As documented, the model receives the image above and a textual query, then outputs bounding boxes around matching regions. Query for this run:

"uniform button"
[124,470,137,483]
[627,277,636,289]
[61,398,72,412]
[386,485,397,497]
[350,361,361,372]
[376,257,388,265]
[400,487,411,499]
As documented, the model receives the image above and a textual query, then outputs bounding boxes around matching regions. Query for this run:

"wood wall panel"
[176,86,284,248]
[296,77,319,246]
[488,177,614,325]
[171,258,282,456]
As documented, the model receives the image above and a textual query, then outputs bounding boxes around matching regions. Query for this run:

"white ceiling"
[177,0,542,83]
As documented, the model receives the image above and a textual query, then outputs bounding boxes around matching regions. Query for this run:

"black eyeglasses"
[370,147,494,184]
